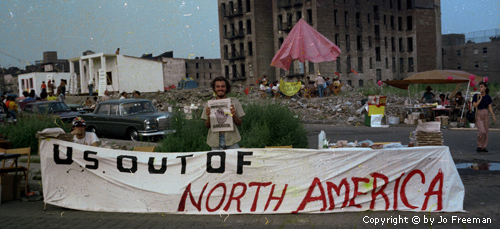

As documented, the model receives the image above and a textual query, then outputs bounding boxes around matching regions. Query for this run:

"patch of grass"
[0,116,70,155]
[156,101,309,152]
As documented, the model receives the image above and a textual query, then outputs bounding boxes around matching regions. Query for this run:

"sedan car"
[81,99,174,141]
[21,101,82,123]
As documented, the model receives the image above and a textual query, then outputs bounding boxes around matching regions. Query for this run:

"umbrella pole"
[407,85,411,106]
[461,80,470,119]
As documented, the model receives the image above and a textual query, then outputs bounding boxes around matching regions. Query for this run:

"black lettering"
[207,152,225,173]
[148,157,167,174]
[53,144,73,165]
[117,155,137,173]
[83,151,98,169]
[176,155,194,174]
[237,151,253,174]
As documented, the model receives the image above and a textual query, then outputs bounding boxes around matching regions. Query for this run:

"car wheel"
[128,128,139,141]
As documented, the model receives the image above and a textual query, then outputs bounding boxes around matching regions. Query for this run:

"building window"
[384,37,388,49]
[390,0,393,9]
[296,11,302,21]
[186,73,189,78]
[306,9,313,25]
[346,56,351,70]
[457,63,461,70]
[344,11,349,27]
[196,63,199,69]
[398,0,402,10]
[483,47,487,53]
[456,50,461,56]
[246,20,251,34]
[357,57,363,73]
[374,5,379,20]
[398,17,402,31]
[483,61,488,69]
[241,64,246,77]
[368,36,372,48]
[391,37,395,51]
[474,48,478,54]
[367,13,371,24]
[335,34,339,44]
[106,72,113,85]
[196,73,199,79]
[376,47,381,61]
[248,42,253,56]
[392,58,396,72]
[357,36,362,50]
[185,63,188,68]
[210,73,212,79]
[347,80,352,86]
[209,63,212,69]
[345,35,350,51]
[374,25,380,40]
[390,16,395,30]
[359,80,364,87]
[406,16,412,31]
[385,58,389,69]
[376,69,382,81]
[246,0,250,12]
[407,37,413,52]
[399,58,404,73]
[383,15,387,26]
[474,62,479,68]
[336,57,341,72]
[399,38,404,52]
[369,57,373,69]
[408,58,414,72]
[334,10,338,25]
[309,61,314,74]
[356,12,360,28]
[225,65,229,79]
[407,0,413,9]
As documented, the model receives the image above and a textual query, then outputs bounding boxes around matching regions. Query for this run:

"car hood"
[54,111,82,118]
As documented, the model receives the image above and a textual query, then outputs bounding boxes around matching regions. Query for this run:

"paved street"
[1,124,499,228]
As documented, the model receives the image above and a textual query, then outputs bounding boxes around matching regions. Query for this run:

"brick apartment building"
[442,29,500,83]
[185,57,222,88]
[218,0,442,86]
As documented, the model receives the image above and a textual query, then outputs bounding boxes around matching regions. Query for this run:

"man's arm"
[204,107,211,128]
[230,105,242,126]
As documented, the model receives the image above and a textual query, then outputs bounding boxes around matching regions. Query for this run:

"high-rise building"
[218,0,442,86]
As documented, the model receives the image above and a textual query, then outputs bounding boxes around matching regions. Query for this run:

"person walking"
[316,73,326,98]
[472,82,497,152]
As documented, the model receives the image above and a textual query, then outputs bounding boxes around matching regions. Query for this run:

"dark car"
[81,99,174,141]
[21,101,82,123]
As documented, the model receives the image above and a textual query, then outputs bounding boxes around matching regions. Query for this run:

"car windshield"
[38,102,71,113]
[120,101,155,115]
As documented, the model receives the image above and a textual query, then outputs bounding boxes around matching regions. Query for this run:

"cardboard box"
[1,174,21,202]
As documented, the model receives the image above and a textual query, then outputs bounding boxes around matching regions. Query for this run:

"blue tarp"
[178,77,199,89]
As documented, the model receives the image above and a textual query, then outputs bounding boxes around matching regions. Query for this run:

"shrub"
[156,101,309,152]
[0,116,70,154]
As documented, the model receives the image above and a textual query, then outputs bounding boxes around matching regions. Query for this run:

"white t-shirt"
[73,132,99,146]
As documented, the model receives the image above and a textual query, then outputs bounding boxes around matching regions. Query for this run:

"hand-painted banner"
[40,139,464,214]
[279,79,301,96]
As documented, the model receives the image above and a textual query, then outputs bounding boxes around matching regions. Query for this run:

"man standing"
[101,90,111,101]
[316,73,326,98]
[88,79,94,96]
[201,77,245,150]
[71,117,99,146]
[41,81,47,94]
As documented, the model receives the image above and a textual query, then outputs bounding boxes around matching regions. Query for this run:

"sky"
[0,0,499,69]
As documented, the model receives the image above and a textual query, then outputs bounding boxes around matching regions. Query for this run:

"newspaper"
[207,98,233,132]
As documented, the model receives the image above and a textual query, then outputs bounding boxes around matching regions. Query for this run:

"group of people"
[40,79,67,101]
[258,74,341,98]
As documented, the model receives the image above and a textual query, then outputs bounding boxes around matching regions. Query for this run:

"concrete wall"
[116,55,164,93]
[161,57,186,88]
[17,72,71,95]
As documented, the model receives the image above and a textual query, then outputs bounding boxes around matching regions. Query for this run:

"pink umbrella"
[271,19,342,70]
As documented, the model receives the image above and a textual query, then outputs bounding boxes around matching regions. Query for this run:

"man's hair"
[211,76,231,94]
[134,91,141,95]
[121,91,127,96]
[456,91,462,96]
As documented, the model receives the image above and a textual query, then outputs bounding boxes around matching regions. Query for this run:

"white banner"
[98,69,106,97]
[40,139,464,214]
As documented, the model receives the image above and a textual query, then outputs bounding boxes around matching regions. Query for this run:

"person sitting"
[84,97,93,109]
[421,86,435,104]
[260,81,272,96]
[452,92,465,107]
[119,91,127,100]
[439,94,450,106]
[71,117,99,146]
[47,92,58,101]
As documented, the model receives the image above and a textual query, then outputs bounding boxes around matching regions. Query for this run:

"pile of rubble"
[64,86,500,127]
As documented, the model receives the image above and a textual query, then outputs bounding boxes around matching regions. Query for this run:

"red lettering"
[422,170,444,211]
[400,170,425,209]
[326,178,350,210]
[292,177,327,213]
[205,183,227,212]
[348,177,370,208]
[249,182,272,212]
[177,183,208,212]
[223,183,247,212]
[265,184,288,212]
[370,172,390,210]
[393,173,405,210]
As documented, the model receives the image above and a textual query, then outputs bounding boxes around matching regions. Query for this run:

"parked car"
[20,101,81,123]
[81,99,174,141]
[67,104,88,114]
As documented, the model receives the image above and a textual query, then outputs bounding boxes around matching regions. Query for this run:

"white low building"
[68,53,164,96]
[17,72,71,96]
